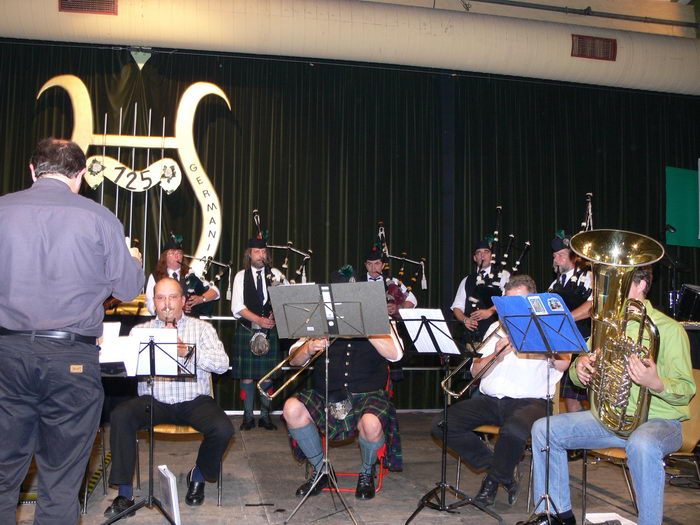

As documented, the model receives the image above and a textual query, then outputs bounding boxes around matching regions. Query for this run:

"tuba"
[570,229,664,437]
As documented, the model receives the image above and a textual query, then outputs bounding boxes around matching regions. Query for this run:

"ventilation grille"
[571,34,617,61]
[59,0,117,15]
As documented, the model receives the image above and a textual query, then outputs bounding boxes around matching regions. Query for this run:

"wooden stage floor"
[17,412,700,525]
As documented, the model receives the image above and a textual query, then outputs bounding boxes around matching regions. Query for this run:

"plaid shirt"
[134,315,229,404]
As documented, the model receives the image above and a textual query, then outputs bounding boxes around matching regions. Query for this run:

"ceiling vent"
[59,0,117,15]
[571,34,617,61]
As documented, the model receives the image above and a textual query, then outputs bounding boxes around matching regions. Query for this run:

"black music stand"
[102,334,196,525]
[268,282,389,525]
[491,293,587,524]
[400,309,504,525]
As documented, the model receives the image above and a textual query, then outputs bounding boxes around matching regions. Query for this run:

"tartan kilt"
[560,359,588,401]
[231,324,282,380]
[289,388,403,471]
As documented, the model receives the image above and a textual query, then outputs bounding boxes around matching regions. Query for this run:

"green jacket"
[570,300,696,421]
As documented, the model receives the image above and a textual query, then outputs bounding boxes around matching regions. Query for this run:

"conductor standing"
[0,138,144,525]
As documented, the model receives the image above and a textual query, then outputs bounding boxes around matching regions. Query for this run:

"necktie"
[171,271,178,280]
[370,276,381,282]
[256,270,265,304]
[560,274,567,287]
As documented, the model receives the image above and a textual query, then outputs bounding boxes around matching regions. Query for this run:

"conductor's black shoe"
[474,475,498,506]
[355,472,376,500]
[504,464,522,505]
[515,512,576,525]
[103,496,135,518]
[185,469,206,506]
[295,470,330,497]
[239,416,255,430]
[258,416,277,430]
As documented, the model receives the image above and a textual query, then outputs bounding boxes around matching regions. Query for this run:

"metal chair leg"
[81,462,90,515]
[581,450,588,525]
[527,453,534,512]
[456,457,461,492]
[217,459,223,506]
[100,427,108,495]
[135,437,141,490]
[621,464,638,514]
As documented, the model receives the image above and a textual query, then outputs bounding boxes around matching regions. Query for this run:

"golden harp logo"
[37,75,229,278]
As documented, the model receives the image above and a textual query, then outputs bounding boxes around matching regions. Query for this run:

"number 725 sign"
[86,155,182,193]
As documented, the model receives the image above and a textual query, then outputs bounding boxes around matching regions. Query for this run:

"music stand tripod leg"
[284,339,358,525]
[102,342,177,525]
[405,317,504,525]
[517,343,561,524]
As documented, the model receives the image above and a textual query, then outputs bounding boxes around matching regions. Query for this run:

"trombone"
[256,321,404,401]
[256,338,330,401]
[440,323,509,399]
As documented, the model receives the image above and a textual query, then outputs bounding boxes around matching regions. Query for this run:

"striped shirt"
[134,315,229,403]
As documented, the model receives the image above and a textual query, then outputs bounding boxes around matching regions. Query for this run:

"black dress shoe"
[185,470,206,506]
[474,475,499,506]
[503,463,522,505]
[103,495,135,518]
[258,416,277,430]
[355,472,375,500]
[295,470,330,497]
[240,416,255,430]
[515,512,576,525]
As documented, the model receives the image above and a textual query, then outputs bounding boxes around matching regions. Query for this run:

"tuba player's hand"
[576,352,597,385]
[627,354,664,392]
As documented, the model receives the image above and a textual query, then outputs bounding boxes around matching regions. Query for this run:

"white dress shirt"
[472,322,563,399]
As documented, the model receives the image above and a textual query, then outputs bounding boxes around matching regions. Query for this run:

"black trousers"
[431,394,549,484]
[0,335,103,525]
[108,394,234,485]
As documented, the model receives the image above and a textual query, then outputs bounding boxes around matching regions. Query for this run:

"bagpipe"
[548,193,595,293]
[247,209,312,356]
[376,221,427,318]
[467,205,531,314]
[253,209,312,285]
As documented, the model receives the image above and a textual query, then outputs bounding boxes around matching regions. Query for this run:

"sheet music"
[399,308,461,355]
[158,465,182,525]
[131,327,179,376]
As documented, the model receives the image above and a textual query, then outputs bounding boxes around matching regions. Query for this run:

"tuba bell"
[570,229,664,437]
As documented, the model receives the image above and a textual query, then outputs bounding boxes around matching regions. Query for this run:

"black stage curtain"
[1,39,699,410]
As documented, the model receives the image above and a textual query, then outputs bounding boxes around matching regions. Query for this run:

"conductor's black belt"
[0,327,96,346]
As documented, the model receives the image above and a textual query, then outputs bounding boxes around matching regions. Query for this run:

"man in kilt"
[547,233,592,414]
[282,270,403,500]
[231,237,287,430]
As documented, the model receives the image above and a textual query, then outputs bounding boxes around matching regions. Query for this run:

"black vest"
[548,272,592,339]
[463,271,503,338]
[241,267,272,325]
[313,338,388,396]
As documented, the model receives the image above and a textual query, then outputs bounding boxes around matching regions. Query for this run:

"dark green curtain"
[1,39,699,410]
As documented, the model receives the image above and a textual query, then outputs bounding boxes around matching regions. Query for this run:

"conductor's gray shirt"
[0,177,144,336]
